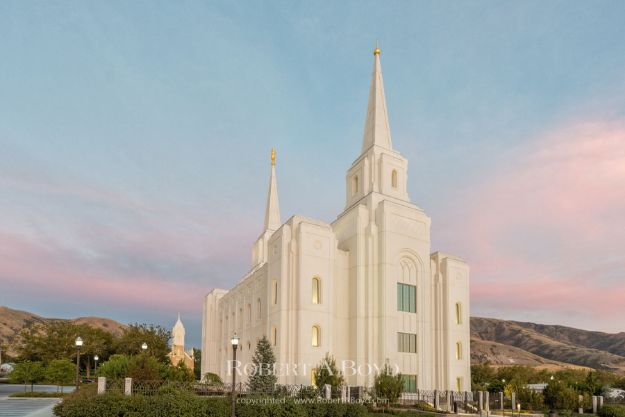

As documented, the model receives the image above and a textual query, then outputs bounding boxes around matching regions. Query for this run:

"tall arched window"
[455,302,462,325]
[312,277,321,304]
[272,280,278,305]
[247,304,252,324]
[456,341,462,360]
[257,298,262,319]
[352,175,359,196]
[312,325,320,347]
[272,326,278,346]
[391,170,398,188]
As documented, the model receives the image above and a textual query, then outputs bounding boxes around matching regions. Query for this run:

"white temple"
[169,314,194,370]
[201,47,471,391]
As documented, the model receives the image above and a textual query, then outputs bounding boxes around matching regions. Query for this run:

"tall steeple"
[263,148,281,232]
[361,45,393,153]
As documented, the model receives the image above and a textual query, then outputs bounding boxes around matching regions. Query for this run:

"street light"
[75,337,83,389]
[141,342,148,351]
[94,355,99,376]
[230,333,239,417]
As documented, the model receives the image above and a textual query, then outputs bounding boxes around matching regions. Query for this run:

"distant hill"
[0,306,126,355]
[471,317,625,374]
[3,306,625,374]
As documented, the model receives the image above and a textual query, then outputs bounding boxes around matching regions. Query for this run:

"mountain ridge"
[1,306,624,374]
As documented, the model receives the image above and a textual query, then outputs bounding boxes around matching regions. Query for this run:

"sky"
[1,1,625,348]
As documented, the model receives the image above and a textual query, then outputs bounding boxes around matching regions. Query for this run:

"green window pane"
[409,286,416,312]
[397,284,402,311]
[403,286,409,312]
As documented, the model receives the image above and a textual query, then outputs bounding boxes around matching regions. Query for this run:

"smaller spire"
[263,148,281,232]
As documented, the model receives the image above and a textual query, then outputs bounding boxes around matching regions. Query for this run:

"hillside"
[0,306,126,352]
[471,317,625,374]
[3,306,625,374]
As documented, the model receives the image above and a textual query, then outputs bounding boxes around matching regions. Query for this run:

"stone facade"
[201,49,471,391]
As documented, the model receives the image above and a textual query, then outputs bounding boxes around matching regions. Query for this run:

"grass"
[10,391,68,398]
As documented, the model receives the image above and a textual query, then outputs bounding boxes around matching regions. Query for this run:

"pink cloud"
[438,120,625,327]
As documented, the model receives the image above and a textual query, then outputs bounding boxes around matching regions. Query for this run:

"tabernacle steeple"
[361,45,393,153]
[263,148,281,232]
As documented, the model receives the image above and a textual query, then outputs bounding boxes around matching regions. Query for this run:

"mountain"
[0,306,126,354]
[3,306,625,374]
[471,317,625,374]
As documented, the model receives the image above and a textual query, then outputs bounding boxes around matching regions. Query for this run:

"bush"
[54,386,230,417]
[373,364,403,405]
[53,386,369,417]
[11,391,68,398]
[544,381,578,411]
[599,405,625,417]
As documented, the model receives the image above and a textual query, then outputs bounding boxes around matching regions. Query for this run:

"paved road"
[0,385,74,417]
[0,398,58,417]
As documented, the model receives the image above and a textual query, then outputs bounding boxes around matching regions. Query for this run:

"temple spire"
[263,148,281,232]
[361,45,393,152]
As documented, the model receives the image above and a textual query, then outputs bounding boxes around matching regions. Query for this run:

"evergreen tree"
[373,363,404,406]
[314,353,344,393]
[247,336,277,392]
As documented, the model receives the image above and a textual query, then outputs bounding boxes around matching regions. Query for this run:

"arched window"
[456,341,462,360]
[247,304,252,324]
[257,298,262,319]
[272,280,278,305]
[312,325,320,347]
[455,302,462,325]
[311,368,317,386]
[312,277,321,304]
[352,175,359,196]
[391,170,398,188]
[272,326,278,346]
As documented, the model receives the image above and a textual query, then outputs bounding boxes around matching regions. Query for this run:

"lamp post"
[230,334,239,417]
[141,342,148,352]
[94,355,99,376]
[75,337,83,389]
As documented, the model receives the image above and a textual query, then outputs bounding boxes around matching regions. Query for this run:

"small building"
[169,314,194,370]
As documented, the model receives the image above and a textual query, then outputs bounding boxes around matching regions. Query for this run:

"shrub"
[599,405,625,417]
[128,353,162,381]
[544,381,578,411]
[11,391,68,398]
[373,364,403,405]
[204,372,224,385]
[97,354,130,379]
[53,386,230,417]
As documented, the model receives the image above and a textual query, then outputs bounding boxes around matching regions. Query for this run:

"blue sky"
[1,1,625,348]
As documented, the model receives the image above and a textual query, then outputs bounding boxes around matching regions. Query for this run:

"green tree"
[247,336,277,392]
[313,353,344,393]
[545,381,578,411]
[15,321,114,369]
[114,324,171,363]
[128,353,162,381]
[10,361,45,392]
[45,359,75,393]
[162,362,194,382]
[203,372,223,386]
[471,363,496,391]
[193,348,201,380]
[373,363,404,406]
[97,354,130,379]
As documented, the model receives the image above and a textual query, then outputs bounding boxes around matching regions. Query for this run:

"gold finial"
[271,148,276,166]
[373,40,380,56]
